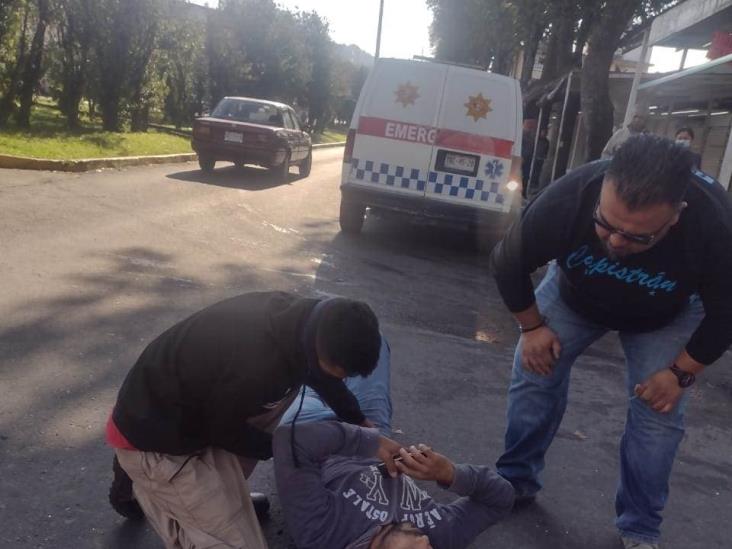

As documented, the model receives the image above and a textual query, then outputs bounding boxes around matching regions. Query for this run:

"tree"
[88,0,160,131]
[52,0,94,128]
[300,11,332,132]
[158,15,206,129]
[15,0,51,128]
[0,0,31,126]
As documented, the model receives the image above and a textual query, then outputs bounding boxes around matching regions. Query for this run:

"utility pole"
[375,0,384,58]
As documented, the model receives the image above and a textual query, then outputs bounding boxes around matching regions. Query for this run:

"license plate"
[444,153,476,172]
[224,131,243,143]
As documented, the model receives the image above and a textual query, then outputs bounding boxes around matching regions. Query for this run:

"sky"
[191,0,434,59]
[189,0,709,73]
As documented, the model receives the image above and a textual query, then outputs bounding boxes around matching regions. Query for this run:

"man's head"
[316,298,381,379]
[368,522,433,549]
[675,127,695,147]
[596,134,693,259]
[628,113,647,133]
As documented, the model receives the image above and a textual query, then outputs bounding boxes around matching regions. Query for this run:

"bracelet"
[519,316,546,333]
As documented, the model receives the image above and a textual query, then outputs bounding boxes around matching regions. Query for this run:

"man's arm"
[636,218,732,413]
[394,446,514,549]
[307,367,366,425]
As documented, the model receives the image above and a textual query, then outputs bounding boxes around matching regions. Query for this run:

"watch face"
[671,365,695,388]
[679,373,694,388]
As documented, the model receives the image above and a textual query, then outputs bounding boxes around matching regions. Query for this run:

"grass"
[0,101,192,159]
[312,128,348,144]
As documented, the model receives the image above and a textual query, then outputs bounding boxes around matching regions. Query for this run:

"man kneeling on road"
[274,341,514,549]
[106,291,400,549]
[490,134,732,549]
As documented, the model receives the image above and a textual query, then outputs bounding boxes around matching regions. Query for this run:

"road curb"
[0,142,343,173]
[312,142,345,149]
[0,152,198,173]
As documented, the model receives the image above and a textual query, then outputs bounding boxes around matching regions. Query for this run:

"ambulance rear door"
[427,66,522,214]
[346,58,448,203]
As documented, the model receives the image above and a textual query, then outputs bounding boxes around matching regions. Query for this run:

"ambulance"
[339,57,523,242]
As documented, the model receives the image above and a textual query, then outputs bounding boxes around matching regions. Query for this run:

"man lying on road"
[106,291,400,549]
[274,340,514,549]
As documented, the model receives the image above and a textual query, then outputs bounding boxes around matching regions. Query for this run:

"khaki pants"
[116,390,298,549]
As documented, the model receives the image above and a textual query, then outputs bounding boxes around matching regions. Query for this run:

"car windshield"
[211,98,284,127]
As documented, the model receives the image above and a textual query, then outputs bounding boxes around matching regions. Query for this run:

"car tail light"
[194,124,210,136]
[343,129,356,163]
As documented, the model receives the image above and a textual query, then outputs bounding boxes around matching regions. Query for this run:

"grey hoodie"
[273,421,514,549]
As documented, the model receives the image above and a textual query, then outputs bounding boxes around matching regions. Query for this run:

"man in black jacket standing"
[106,291,402,549]
[490,135,732,549]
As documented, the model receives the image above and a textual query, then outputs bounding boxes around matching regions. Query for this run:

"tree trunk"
[16,0,51,128]
[520,22,544,86]
[0,4,30,127]
[540,0,576,83]
[580,0,639,161]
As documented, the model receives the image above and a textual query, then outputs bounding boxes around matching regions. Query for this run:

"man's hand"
[634,369,683,414]
[520,326,561,376]
[360,418,376,429]
[394,444,455,487]
[375,435,403,478]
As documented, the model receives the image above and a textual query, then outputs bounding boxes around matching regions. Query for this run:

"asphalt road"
[1,149,730,549]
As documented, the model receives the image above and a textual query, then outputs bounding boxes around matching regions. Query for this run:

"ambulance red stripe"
[356,116,514,159]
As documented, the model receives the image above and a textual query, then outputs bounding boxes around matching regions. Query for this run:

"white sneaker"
[621,537,659,549]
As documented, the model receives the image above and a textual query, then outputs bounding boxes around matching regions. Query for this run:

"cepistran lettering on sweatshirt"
[490,160,732,365]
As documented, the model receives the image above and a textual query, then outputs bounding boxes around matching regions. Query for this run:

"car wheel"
[198,156,215,173]
[275,152,291,182]
[299,150,312,178]
[339,198,365,234]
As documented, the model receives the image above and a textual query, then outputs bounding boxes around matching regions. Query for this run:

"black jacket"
[112,292,365,458]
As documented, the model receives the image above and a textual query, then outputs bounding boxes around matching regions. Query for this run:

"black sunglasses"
[592,200,672,246]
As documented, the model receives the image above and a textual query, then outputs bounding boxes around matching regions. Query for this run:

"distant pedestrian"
[106,292,400,549]
[674,127,701,169]
[490,134,732,549]
[601,113,647,159]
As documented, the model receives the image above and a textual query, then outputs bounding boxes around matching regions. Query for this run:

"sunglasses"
[592,200,673,246]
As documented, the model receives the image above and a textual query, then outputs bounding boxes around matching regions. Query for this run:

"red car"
[191,97,312,180]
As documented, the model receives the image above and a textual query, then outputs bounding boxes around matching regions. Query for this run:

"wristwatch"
[669,364,696,388]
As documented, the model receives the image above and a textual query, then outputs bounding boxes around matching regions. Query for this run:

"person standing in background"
[674,127,701,169]
[601,113,647,159]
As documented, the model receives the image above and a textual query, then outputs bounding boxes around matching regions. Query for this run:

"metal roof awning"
[637,52,732,106]
[649,0,732,49]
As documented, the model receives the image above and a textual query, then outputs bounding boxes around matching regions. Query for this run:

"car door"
[287,109,307,160]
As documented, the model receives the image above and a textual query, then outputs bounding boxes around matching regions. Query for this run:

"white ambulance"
[340,57,523,241]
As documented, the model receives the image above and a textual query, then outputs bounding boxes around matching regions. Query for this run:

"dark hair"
[606,134,693,210]
[316,298,380,377]
[375,522,423,548]
[675,127,694,140]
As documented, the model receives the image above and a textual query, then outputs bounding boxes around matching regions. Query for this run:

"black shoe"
[109,455,145,520]
[250,492,270,521]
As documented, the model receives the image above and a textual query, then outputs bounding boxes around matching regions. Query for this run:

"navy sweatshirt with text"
[489,161,732,365]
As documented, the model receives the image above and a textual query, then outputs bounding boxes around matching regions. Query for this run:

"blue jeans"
[280,336,393,435]
[496,263,704,544]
